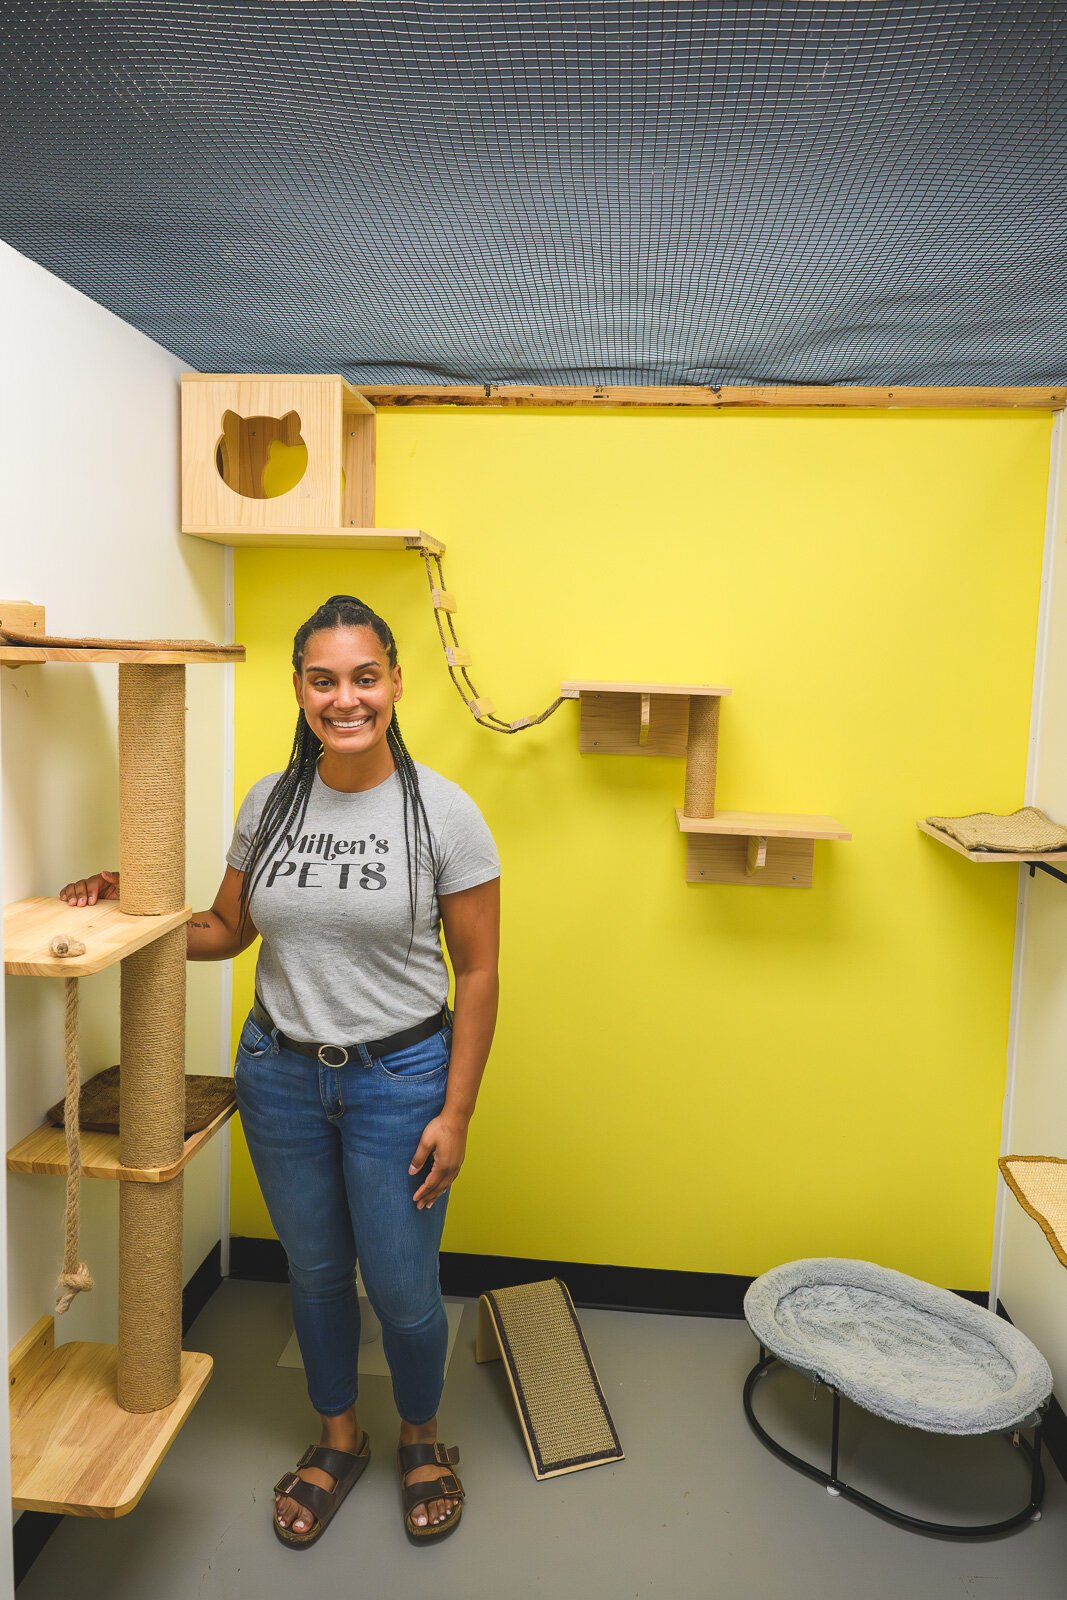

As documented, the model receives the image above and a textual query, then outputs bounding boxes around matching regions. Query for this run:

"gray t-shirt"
[227,762,500,1042]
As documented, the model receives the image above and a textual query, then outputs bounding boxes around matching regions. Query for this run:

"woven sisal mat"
[0,629,243,654]
[1000,1157,1067,1270]
[47,1065,235,1136]
[475,1277,624,1478]
[925,807,1067,854]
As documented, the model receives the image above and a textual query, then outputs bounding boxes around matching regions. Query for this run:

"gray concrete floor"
[16,1280,1067,1599]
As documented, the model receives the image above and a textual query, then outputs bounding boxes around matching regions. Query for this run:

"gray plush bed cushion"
[743,1259,1052,1436]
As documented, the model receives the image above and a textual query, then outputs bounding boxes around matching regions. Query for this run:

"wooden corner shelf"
[999,1156,1067,1270]
[7,1098,236,1183]
[10,1317,212,1516]
[3,898,191,978]
[916,819,1067,864]
[676,810,852,887]
[182,526,444,554]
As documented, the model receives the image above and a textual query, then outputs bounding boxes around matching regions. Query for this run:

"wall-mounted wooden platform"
[10,1318,212,1517]
[182,526,444,554]
[916,819,1067,864]
[0,646,242,665]
[7,1099,235,1182]
[676,810,851,887]
[3,898,191,977]
[561,680,731,758]
[679,811,852,840]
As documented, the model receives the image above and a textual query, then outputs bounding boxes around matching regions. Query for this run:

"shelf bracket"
[1029,861,1067,887]
[746,836,769,875]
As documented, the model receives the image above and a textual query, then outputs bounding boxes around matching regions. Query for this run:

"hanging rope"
[55,973,93,1314]
[421,550,569,734]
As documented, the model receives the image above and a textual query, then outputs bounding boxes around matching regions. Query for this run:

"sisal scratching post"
[119,665,185,912]
[117,664,186,1413]
[684,696,720,819]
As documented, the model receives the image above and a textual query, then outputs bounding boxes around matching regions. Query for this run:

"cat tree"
[2,604,244,1516]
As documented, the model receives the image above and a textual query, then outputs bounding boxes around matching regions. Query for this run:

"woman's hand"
[58,869,119,908]
[408,1114,469,1210]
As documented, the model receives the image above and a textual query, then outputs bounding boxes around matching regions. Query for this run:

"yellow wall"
[230,406,1051,1289]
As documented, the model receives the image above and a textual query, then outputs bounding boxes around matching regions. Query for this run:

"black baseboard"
[230,1236,991,1322]
[14,1239,224,1589]
[183,1239,223,1334]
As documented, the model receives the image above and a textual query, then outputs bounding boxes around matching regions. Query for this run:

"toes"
[410,1500,429,1529]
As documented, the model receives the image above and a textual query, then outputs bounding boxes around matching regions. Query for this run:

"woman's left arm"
[409,876,501,1209]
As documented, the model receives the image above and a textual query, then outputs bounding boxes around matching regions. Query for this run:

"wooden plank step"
[432,589,458,612]
[468,698,495,718]
[7,1099,236,1182]
[10,1319,212,1516]
[4,899,191,978]
[676,810,852,841]
[445,647,471,667]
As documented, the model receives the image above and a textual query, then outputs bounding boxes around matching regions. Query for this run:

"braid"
[238,595,437,961]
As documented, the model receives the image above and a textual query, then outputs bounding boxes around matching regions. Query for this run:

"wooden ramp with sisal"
[475,1278,624,1479]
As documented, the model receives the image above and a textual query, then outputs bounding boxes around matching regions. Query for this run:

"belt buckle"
[317,1043,350,1067]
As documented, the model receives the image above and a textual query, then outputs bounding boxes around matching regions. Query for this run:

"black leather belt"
[252,995,450,1068]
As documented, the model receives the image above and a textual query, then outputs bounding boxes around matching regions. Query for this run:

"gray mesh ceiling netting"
[1,1,1065,387]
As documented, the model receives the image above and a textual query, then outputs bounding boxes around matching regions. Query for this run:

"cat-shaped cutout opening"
[215,409,309,499]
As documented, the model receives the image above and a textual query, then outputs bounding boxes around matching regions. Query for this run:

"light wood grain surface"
[916,818,1067,863]
[3,899,191,977]
[7,1101,236,1182]
[677,810,851,840]
[9,1322,212,1516]
[0,646,242,665]
[562,680,731,696]
[181,527,443,552]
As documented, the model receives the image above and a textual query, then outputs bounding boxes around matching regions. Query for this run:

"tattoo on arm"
[191,919,211,930]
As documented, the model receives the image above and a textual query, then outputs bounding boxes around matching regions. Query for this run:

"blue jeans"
[234,1008,452,1424]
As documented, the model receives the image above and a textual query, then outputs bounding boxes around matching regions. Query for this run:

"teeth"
[329,717,369,729]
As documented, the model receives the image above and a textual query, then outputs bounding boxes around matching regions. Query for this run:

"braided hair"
[238,595,437,961]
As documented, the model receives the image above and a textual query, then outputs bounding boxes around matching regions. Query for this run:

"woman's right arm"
[58,866,258,961]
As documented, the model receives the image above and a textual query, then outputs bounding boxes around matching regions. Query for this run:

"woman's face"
[294,625,402,758]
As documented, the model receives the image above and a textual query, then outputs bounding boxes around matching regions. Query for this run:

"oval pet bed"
[742,1258,1052,1536]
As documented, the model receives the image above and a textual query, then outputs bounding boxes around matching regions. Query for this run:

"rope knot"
[55,1262,94,1315]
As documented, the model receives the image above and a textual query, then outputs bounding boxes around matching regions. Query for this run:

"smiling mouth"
[325,715,371,730]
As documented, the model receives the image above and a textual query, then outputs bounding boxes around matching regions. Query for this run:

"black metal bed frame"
[743,1347,1046,1538]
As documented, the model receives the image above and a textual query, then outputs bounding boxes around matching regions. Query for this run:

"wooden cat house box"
[180,373,379,544]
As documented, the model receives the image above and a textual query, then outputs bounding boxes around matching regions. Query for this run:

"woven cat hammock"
[1000,1157,1067,1270]
[475,1278,624,1479]
[924,808,1067,854]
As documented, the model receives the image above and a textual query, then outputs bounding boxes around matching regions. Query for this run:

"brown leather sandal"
[397,1441,465,1544]
[273,1432,371,1550]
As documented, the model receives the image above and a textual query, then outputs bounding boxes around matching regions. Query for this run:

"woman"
[60,594,501,1549]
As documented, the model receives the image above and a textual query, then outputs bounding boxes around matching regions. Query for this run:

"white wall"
[996,413,1067,1390]
[0,242,232,1520]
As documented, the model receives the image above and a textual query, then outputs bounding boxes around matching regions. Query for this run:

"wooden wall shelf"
[676,810,851,887]
[7,1099,236,1183]
[560,680,731,757]
[0,645,243,665]
[9,1318,212,1517]
[916,819,1067,865]
[3,898,191,978]
[182,527,444,554]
